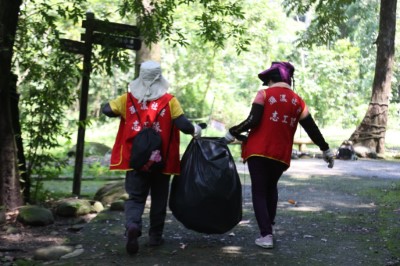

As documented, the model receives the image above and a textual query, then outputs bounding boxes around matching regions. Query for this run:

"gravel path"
[287,158,400,179]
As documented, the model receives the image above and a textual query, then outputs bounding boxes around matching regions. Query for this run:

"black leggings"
[247,156,288,236]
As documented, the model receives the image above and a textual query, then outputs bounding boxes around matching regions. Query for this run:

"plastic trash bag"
[169,137,242,234]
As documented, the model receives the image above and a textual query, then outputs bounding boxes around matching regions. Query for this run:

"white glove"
[224,131,235,143]
[193,124,202,138]
[322,149,335,168]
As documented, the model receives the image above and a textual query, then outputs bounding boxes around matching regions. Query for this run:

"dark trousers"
[124,170,171,237]
[247,157,288,237]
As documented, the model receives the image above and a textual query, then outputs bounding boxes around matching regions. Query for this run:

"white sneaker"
[255,234,274,249]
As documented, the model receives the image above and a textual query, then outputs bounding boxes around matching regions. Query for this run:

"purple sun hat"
[258,61,295,86]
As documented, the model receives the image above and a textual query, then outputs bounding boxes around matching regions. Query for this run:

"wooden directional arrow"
[60,39,85,54]
[81,33,141,50]
[82,19,140,36]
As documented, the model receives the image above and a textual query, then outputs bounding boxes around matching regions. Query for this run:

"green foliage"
[119,0,250,53]
[17,51,77,176]
[341,1,378,98]
[59,163,125,178]
[163,0,301,126]
[30,167,62,204]
[282,0,358,47]
[41,179,117,201]
[14,0,86,202]
[295,39,367,127]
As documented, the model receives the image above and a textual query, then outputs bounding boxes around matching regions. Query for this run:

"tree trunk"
[349,0,397,155]
[135,41,161,76]
[0,0,24,210]
[134,0,161,77]
[9,74,30,203]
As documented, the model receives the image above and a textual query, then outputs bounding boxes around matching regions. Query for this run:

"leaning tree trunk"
[349,0,397,155]
[0,0,23,210]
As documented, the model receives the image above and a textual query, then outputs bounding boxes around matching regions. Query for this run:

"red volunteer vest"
[242,87,306,166]
[110,93,180,174]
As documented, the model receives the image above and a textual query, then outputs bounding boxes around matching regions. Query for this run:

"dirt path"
[2,158,400,265]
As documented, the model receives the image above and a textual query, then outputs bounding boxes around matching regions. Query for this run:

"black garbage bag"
[169,137,242,234]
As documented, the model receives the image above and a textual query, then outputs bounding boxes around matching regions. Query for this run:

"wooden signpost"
[60,12,141,196]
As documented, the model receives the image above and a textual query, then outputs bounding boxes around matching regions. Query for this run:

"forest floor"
[1,158,400,266]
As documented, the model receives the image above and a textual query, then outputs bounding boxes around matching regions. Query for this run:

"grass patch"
[360,181,400,259]
[57,163,125,178]
[40,179,111,200]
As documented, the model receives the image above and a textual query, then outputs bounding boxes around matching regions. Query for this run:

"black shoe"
[149,235,164,246]
[126,224,140,255]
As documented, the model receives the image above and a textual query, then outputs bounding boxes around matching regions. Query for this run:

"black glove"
[229,128,248,142]
[198,123,207,129]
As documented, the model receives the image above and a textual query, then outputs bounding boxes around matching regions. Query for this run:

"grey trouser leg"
[124,170,170,236]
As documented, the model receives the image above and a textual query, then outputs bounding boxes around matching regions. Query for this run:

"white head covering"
[128,61,170,103]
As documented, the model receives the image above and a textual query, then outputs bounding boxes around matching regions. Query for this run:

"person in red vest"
[225,62,334,249]
[102,60,202,255]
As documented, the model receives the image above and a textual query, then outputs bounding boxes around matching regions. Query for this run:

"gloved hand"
[198,123,207,129]
[234,133,248,142]
[193,124,202,139]
[322,149,335,168]
[224,131,235,143]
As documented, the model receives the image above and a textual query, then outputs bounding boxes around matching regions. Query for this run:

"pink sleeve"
[253,90,265,106]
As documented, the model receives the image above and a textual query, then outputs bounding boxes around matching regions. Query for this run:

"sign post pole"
[72,12,95,196]
[60,13,141,197]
